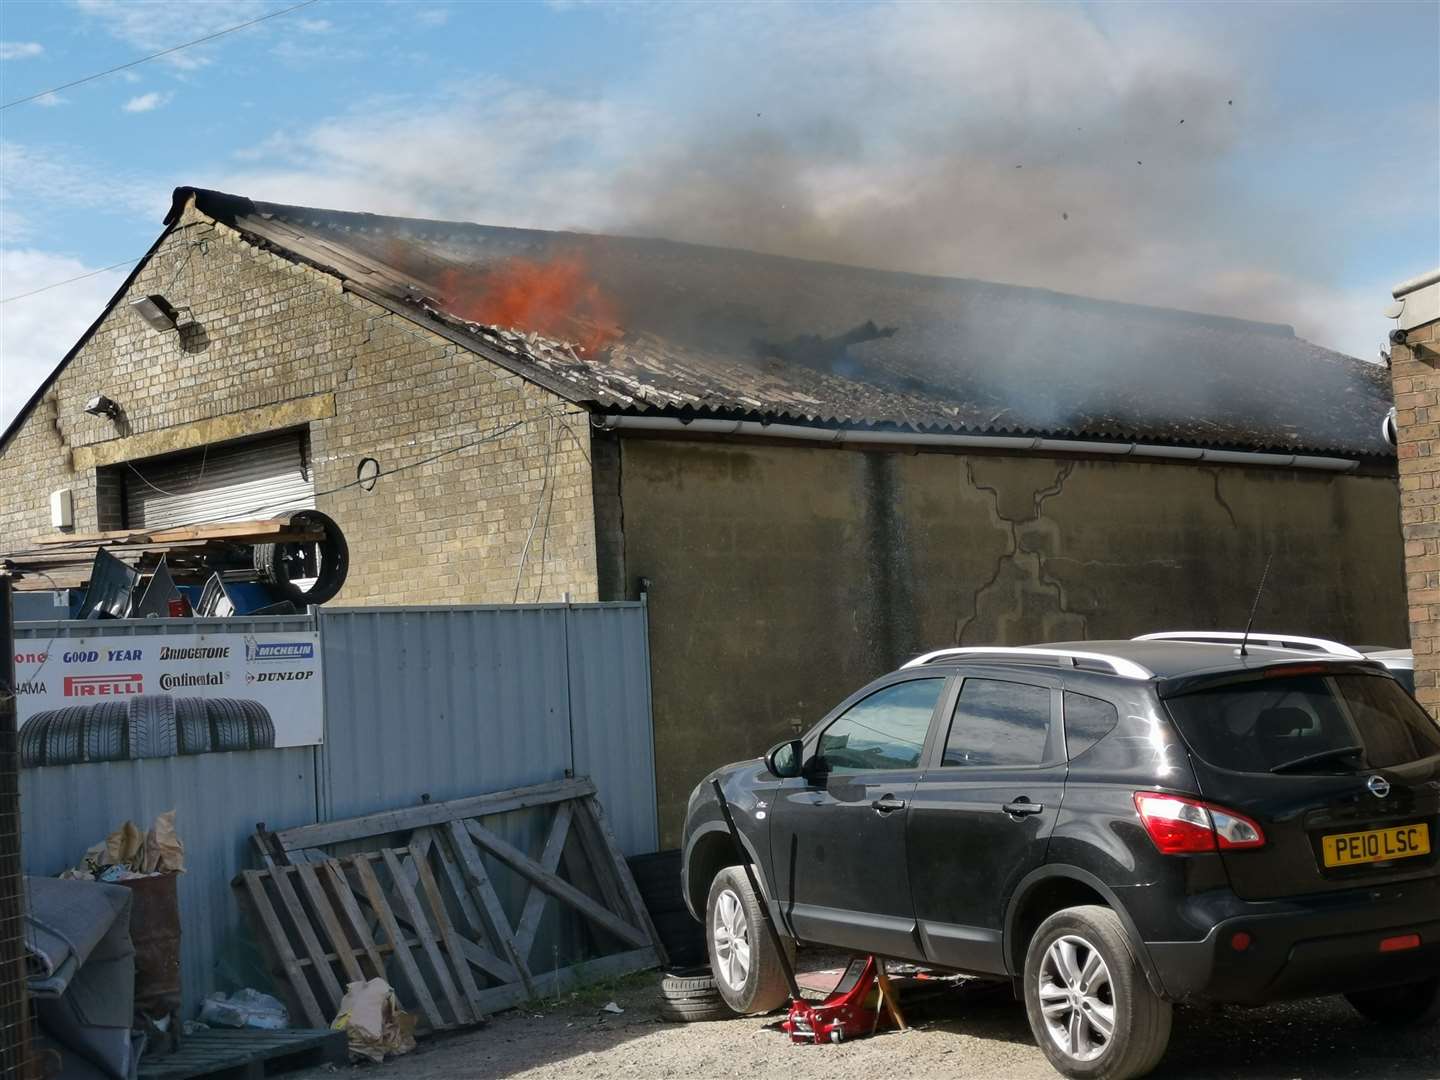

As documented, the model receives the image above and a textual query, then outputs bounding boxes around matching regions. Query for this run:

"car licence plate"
[1322,823,1431,868]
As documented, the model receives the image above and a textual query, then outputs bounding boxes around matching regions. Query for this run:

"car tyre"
[126,695,179,759]
[1023,905,1172,1080]
[176,697,212,755]
[704,866,792,1016]
[1345,978,1440,1027]
[656,967,735,1023]
[253,510,349,606]
[85,701,128,763]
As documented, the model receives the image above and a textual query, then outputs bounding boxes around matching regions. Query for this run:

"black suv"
[680,641,1440,1080]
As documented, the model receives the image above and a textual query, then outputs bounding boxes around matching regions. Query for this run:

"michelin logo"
[244,636,316,663]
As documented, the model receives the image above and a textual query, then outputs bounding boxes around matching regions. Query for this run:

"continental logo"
[159,672,227,691]
[244,638,315,663]
[64,674,142,697]
[159,645,231,661]
[246,670,315,684]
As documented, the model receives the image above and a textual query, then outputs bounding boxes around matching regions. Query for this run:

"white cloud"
[0,249,130,430]
[73,0,271,70]
[122,92,171,113]
[33,93,67,107]
[0,41,44,60]
[297,18,332,32]
[415,8,449,26]
[1,141,167,244]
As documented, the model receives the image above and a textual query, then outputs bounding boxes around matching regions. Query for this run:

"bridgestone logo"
[159,645,231,660]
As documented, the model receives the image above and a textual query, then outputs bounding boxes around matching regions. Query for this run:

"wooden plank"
[381,848,472,1027]
[276,777,595,853]
[445,820,536,999]
[577,796,668,963]
[424,825,484,938]
[351,854,444,1030]
[322,860,387,982]
[411,845,486,1016]
[464,819,649,949]
[567,801,629,925]
[514,802,574,959]
[237,872,327,1029]
[294,862,365,985]
[268,865,344,1014]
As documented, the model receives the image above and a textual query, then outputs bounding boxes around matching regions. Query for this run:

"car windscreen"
[1165,672,1440,774]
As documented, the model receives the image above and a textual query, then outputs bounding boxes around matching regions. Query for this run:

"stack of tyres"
[18,694,277,767]
[628,850,706,967]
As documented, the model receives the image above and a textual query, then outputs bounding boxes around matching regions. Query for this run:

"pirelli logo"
[64,673,143,697]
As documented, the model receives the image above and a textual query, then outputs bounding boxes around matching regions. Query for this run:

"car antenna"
[1238,553,1274,657]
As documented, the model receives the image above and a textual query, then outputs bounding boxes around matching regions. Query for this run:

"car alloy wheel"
[1038,934,1116,1063]
[711,887,751,991]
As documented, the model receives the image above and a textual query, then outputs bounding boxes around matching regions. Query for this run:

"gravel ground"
[293,965,1440,1080]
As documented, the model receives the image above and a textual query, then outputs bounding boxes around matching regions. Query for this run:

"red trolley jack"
[709,780,907,1047]
[781,955,907,1044]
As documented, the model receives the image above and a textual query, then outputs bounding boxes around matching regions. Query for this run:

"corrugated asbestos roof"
[12,186,1394,458]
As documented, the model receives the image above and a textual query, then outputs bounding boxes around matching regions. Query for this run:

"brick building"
[0,188,1407,841]
[1388,269,1440,711]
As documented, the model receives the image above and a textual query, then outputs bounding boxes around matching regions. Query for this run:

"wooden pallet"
[238,778,664,1035]
[137,1029,347,1080]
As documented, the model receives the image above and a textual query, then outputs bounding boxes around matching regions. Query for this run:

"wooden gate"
[239,778,665,1031]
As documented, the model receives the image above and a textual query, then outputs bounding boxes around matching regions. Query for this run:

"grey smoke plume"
[212,3,1421,356]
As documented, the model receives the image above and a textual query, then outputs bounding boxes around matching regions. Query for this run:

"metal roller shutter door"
[125,432,315,529]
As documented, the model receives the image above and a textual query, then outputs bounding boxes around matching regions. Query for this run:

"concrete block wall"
[0,199,598,604]
[1391,308,1440,710]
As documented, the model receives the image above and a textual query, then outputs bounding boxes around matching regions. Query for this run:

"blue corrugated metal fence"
[16,603,657,1015]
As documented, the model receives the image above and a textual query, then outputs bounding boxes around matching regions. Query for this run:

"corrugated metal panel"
[15,616,321,1014]
[317,606,575,822]
[19,750,318,1016]
[126,432,314,529]
[14,605,657,1013]
[566,604,657,855]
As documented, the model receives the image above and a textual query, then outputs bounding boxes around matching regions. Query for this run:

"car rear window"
[1165,672,1440,774]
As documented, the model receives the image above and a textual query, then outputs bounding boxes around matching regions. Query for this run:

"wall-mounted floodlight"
[129,294,180,332]
[84,394,122,419]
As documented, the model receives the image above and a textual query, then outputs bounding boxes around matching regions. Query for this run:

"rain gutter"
[594,415,1361,473]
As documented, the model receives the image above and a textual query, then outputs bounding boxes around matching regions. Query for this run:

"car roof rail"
[1133,631,1365,659]
[901,647,1154,680]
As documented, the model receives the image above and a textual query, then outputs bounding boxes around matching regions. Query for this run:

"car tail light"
[1380,934,1421,953]
[1133,792,1266,854]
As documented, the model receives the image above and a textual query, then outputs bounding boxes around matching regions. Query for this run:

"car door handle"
[871,796,907,814]
[1003,799,1044,817]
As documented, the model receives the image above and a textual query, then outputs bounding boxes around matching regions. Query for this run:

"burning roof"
[173,188,1392,457]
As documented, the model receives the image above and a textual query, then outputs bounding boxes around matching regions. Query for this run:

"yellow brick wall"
[0,201,598,605]
[1391,314,1440,709]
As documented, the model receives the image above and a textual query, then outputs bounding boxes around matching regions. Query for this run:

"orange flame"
[437,254,621,355]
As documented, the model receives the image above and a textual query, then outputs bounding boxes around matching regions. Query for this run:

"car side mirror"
[765,738,804,779]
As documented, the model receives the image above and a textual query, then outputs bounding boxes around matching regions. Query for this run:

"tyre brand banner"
[12,631,323,768]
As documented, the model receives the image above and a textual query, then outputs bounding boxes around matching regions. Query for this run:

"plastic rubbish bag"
[197,989,289,1030]
[331,979,416,1063]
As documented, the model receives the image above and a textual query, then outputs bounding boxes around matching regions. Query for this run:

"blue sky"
[2,0,1437,427]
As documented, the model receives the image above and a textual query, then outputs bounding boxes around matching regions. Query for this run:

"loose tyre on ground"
[656,968,734,1023]
[1022,905,1172,1080]
[1345,978,1440,1027]
[704,866,792,1016]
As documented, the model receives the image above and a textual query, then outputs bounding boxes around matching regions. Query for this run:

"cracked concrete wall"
[614,437,1406,844]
